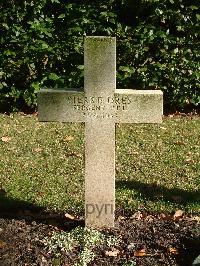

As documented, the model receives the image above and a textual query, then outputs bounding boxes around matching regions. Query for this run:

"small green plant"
[43,226,120,266]
[121,261,136,266]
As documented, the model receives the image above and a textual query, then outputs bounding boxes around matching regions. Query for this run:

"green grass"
[0,113,199,214]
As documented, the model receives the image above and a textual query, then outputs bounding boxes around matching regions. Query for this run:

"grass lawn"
[0,113,199,215]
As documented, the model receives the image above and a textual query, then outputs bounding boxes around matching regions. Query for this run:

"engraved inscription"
[83,113,115,119]
[67,95,132,115]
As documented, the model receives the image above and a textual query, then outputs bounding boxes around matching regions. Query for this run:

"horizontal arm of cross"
[38,88,163,124]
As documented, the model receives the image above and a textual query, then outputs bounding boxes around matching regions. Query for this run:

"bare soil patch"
[0,209,199,266]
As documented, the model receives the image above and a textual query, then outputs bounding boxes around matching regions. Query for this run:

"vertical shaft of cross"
[84,37,116,228]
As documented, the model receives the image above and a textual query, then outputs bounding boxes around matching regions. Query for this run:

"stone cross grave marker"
[38,36,163,229]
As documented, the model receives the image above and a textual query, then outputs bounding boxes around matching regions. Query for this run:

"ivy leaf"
[31,82,40,91]
[189,6,199,10]
[2,23,9,30]
[45,32,52,37]
[58,14,65,19]
[77,65,84,70]
[49,73,59,80]
[174,48,179,54]
[196,14,200,20]
[41,42,49,49]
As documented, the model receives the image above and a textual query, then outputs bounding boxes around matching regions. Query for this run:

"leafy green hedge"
[1,0,199,112]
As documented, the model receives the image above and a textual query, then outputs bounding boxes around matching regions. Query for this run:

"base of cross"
[38,36,163,229]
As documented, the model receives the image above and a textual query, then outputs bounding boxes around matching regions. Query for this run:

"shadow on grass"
[116,180,200,207]
[0,189,84,230]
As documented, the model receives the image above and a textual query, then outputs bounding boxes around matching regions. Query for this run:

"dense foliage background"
[1,0,199,112]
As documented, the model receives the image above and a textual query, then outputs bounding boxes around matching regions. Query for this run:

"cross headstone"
[38,36,163,229]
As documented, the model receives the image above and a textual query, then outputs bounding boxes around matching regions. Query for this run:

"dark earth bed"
[0,209,199,266]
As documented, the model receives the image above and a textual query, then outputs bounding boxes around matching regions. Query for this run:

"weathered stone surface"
[84,37,116,228]
[38,89,163,123]
[38,88,85,122]
[38,36,163,229]
[115,89,163,123]
[84,36,116,92]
